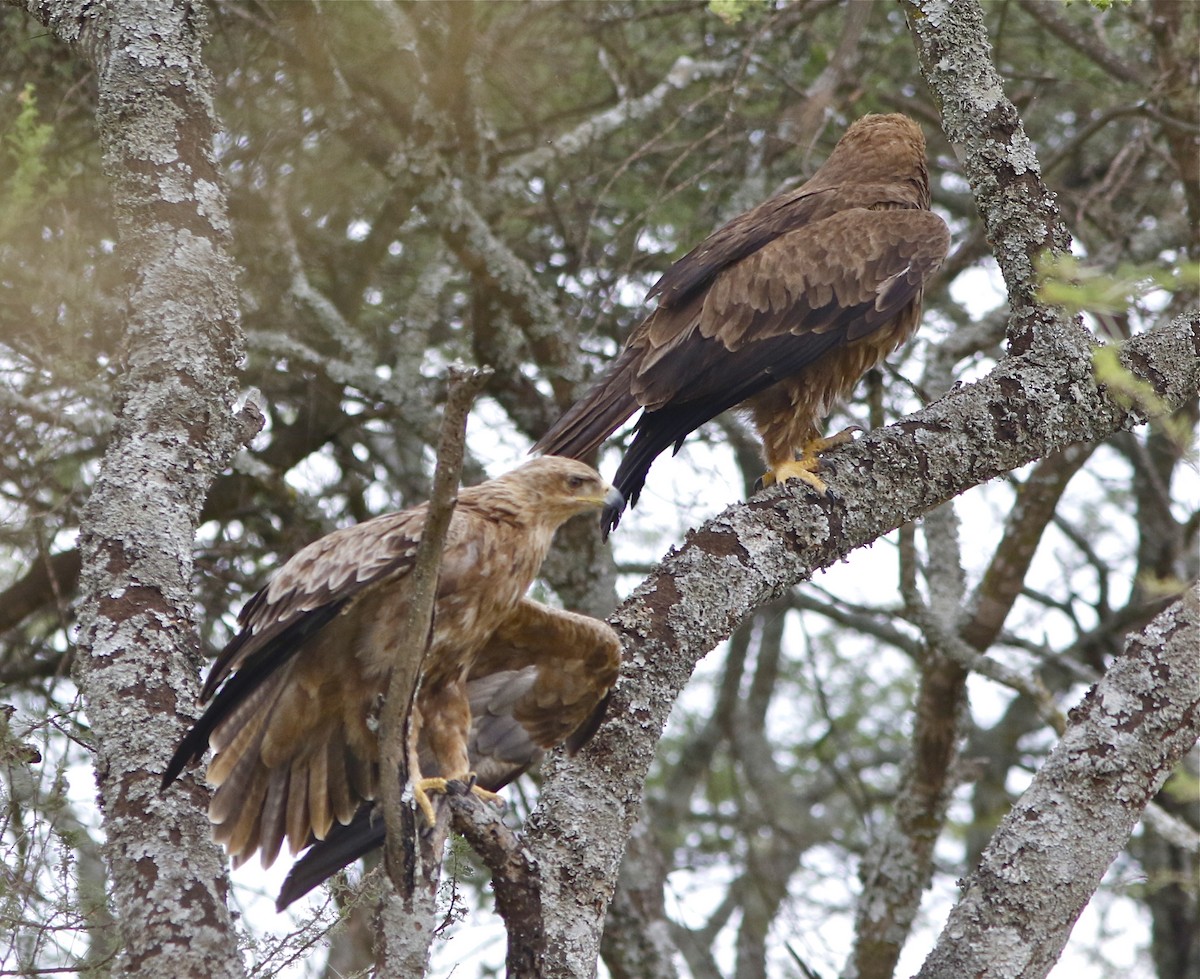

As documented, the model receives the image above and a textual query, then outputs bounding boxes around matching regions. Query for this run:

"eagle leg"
[760,427,862,495]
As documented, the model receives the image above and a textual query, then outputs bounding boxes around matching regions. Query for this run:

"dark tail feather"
[603,396,736,537]
[601,418,683,538]
[276,804,384,911]
[531,351,641,461]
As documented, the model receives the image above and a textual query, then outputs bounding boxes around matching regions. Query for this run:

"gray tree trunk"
[11,1,253,976]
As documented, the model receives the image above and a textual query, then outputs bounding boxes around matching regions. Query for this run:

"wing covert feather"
[628,208,948,412]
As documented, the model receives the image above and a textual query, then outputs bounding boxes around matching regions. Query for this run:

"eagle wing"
[632,207,951,409]
[273,597,623,909]
[462,597,622,780]
[161,509,427,866]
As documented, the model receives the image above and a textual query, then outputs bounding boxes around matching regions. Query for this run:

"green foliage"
[1036,252,1200,317]
[1093,345,1195,452]
[0,84,58,238]
[708,0,767,25]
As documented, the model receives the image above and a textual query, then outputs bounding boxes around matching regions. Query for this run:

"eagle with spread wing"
[532,113,950,535]
[162,457,623,898]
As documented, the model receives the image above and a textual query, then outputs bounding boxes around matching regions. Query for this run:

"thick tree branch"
[448,790,545,979]
[8,2,255,977]
[527,309,1199,977]
[904,0,1082,354]
[916,584,1200,979]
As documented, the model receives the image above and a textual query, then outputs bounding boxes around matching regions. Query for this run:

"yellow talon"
[412,774,504,825]
[413,776,448,826]
[761,428,862,495]
[762,457,829,494]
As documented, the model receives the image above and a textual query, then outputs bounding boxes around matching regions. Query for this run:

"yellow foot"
[413,776,448,826]
[760,458,830,495]
[760,428,862,496]
[412,774,504,824]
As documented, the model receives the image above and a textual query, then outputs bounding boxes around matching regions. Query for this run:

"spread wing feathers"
[161,510,425,789]
[464,597,622,772]
[274,598,622,910]
[181,581,410,866]
[205,508,427,698]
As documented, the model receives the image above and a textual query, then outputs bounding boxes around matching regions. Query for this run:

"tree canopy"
[0,2,1196,978]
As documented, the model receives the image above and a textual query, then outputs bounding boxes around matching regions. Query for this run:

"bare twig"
[373,363,492,976]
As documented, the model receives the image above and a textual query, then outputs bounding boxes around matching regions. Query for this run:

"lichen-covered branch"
[916,584,1200,979]
[903,0,1082,353]
[527,308,1199,977]
[448,791,545,979]
[12,1,254,976]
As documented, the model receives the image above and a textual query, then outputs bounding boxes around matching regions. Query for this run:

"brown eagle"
[532,113,950,535]
[162,457,623,901]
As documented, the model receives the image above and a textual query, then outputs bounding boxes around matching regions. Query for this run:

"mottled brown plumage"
[162,457,623,887]
[274,598,621,908]
[532,113,950,534]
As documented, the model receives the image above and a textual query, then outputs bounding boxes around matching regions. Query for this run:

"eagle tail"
[601,419,676,536]
[603,397,735,537]
[531,350,641,461]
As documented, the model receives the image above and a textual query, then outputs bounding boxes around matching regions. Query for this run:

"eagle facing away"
[532,113,951,535]
[162,457,624,904]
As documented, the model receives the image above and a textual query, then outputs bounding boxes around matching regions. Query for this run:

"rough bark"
[599,817,679,979]
[7,1,253,977]
[526,302,1198,976]
[449,791,546,979]
[916,585,1200,979]
[903,0,1081,355]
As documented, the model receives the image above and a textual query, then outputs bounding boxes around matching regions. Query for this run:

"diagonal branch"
[916,585,1200,979]
[527,307,1199,977]
[448,791,544,979]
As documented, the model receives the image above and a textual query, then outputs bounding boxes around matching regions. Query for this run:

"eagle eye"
[567,474,588,489]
